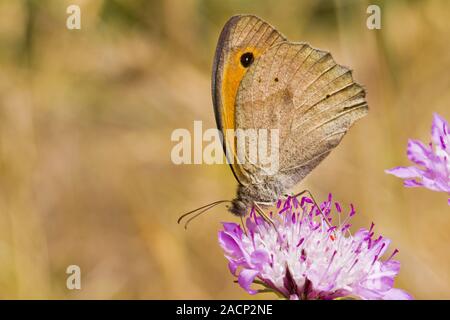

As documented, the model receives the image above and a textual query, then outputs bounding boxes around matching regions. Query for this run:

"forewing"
[212,15,286,185]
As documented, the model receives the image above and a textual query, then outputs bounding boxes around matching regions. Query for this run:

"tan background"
[0,0,449,299]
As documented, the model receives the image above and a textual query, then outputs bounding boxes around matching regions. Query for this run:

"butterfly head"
[229,198,247,217]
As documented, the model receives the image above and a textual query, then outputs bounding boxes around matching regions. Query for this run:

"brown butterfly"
[179,15,367,226]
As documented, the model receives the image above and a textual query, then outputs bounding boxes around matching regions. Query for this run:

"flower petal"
[228,261,238,276]
[218,231,250,264]
[403,179,422,188]
[432,113,449,150]
[385,166,422,179]
[382,288,413,300]
[352,286,383,300]
[222,222,243,238]
[406,139,433,166]
[238,269,260,295]
[250,249,270,269]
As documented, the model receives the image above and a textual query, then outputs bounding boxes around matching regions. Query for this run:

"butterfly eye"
[240,52,254,68]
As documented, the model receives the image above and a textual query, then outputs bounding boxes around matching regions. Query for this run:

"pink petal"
[352,286,383,300]
[238,269,260,295]
[403,179,423,188]
[421,176,446,192]
[381,260,401,275]
[435,179,450,193]
[250,249,270,269]
[222,222,243,238]
[222,222,240,231]
[385,166,422,179]
[431,113,449,148]
[228,261,238,276]
[218,231,249,263]
[246,218,258,233]
[382,288,413,300]
[407,139,433,166]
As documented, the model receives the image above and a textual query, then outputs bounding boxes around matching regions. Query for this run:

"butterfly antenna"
[178,200,231,229]
[177,200,227,224]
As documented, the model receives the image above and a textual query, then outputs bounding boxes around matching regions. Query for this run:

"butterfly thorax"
[229,179,284,216]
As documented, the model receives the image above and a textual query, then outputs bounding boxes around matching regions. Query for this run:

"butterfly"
[179,14,368,226]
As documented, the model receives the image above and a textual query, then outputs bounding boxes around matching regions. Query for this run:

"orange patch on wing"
[221,47,262,133]
[220,46,262,180]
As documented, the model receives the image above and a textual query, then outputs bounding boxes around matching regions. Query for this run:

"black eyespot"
[240,52,254,68]
[274,77,279,82]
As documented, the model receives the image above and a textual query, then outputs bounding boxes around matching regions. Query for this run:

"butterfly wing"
[235,41,368,190]
[212,15,286,185]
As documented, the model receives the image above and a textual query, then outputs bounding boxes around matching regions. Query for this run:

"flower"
[386,113,450,205]
[218,194,411,300]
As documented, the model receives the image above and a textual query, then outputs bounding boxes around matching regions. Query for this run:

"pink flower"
[218,195,411,300]
[386,113,450,205]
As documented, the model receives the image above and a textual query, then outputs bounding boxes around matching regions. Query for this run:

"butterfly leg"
[252,201,277,229]
[253,202,287,243]
[290,190,333,228]
[240,215,248,236]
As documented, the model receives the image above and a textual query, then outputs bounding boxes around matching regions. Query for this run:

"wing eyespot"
[240,52,254,68]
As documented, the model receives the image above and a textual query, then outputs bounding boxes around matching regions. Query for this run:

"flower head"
[386,113,450,205]
[218,195,411,300]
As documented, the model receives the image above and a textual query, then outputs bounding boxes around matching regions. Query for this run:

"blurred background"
[0,0,449,299]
